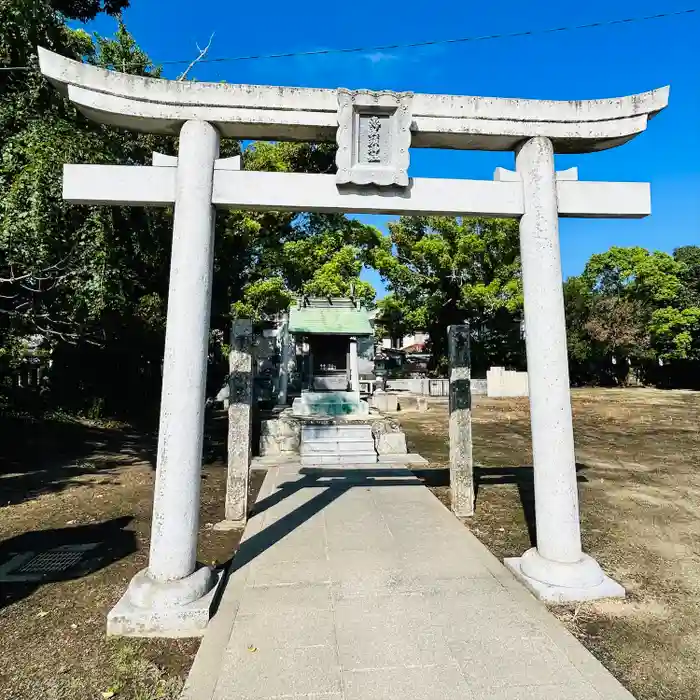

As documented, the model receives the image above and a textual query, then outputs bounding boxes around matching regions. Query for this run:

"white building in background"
[380,331,429,352]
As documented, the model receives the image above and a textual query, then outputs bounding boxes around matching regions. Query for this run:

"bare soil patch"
[400,388,700,700]
[0,409,264,700]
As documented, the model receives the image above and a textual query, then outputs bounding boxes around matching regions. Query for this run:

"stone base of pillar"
[212,519,245,532]
[505,549,625,603]
[107,566,221,637]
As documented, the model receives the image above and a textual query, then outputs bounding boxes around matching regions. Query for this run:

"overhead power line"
[183,8,698,66]
[0,8,696,72]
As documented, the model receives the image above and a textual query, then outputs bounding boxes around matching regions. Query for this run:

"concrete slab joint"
[181,463,636,700]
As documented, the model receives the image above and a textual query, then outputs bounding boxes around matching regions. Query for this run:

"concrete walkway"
[183,462,634,700]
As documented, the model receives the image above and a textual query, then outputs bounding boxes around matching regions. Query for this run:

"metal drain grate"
[16,549,86,574]
[0,544,99,582]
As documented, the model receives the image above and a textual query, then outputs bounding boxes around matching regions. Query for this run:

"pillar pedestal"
[505,136,624,603]
[107,120,221,636]
[107,567,222,637]
[504,551,624,604]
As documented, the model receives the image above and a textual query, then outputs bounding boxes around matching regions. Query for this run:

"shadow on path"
[412,464,589,547]
[215,462,590,615]
[225,468,423,579]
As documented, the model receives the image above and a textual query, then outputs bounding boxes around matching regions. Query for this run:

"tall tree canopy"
[564,246,700,386]
[374,216,524,374]
[226,143,385,321]
[0,3,178,415]
[0,6,383,417]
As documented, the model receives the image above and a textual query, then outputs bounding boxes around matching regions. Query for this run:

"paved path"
[183,462,634,700]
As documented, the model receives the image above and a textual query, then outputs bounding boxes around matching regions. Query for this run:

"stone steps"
[301,439,374,454]
[300,422,377,465]
[300,453,378,465]
[302,424,373,441]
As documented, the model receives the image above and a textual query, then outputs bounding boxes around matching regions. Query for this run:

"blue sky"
[83,1,699,297]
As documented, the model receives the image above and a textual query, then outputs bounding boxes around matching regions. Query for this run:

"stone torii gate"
[38,47,668,636]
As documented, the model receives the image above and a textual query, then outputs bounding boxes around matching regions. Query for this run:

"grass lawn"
[400,388,700,700]
[0,409,264,700]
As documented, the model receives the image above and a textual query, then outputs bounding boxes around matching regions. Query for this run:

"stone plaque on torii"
[37,46,668,636]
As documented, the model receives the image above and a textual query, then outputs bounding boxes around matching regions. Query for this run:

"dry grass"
[0,410,264,700]
[400,388,700,700]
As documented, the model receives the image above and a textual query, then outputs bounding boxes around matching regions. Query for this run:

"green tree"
[1,8,384,416]
[228,144,383,321]
[374,294,427,345]
[674,245,700,306]
[565,245,700,386]
[0,6,179,415]
[563,276,601,385]
[375,216,523,374]
[648,307,700,361]
[582,246,683,304]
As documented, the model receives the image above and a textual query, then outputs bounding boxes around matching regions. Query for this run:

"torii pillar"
[502,137,625,601]
[108,121,223,636]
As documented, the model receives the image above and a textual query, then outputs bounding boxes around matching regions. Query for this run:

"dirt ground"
[0,409,264,700]
[400,388,700,700]
[3,390,699,700]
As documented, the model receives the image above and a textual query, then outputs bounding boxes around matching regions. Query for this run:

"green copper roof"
[289,305,373,336]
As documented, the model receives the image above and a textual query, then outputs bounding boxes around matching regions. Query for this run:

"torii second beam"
[63,165,651,219]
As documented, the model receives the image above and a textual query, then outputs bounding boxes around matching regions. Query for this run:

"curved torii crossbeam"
[39,47,667,152]
[37,47,669,637]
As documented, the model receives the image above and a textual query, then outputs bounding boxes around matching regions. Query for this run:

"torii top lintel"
[38,48,668,155]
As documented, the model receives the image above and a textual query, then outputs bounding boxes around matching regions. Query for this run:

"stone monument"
[448,325,473,517]
[214,319,253,530]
